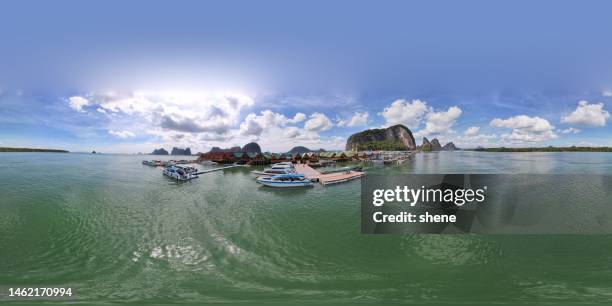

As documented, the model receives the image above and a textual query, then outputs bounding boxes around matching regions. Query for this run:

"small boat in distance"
[163,165,199,181]
[256,173,314,188]
[142,160,171,167]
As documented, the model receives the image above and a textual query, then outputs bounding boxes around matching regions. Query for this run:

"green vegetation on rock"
[352,140,406,151]
[345,124,416,151]
[0,147,69,153]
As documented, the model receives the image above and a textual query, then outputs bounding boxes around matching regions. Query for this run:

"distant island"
[151,148,169,155]
[418,137,458,151]
[286,146,325,155]
[346,124,417,151]
[206,142,262,154]
[345,124,458,151]
[151,147,193,155]
[170,147,192,155]
[472,146,612,152]
[0,147,69,153]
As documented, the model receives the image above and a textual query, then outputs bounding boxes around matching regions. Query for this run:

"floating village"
[141,124,458,188]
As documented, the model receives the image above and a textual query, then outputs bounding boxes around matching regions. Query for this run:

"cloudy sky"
[1,0,612,153]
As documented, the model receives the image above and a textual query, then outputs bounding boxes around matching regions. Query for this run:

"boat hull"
[256,178,313,187]
[250,169,296,176]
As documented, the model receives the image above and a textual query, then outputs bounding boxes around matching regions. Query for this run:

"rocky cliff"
[241,142,262,154]
[430,139,442,151]
[345,124,416,151]
[422,138,457,151]
[151,148,169,155]
[421,138,443,151]
[421,138,432,151]
[171,147,192,155]
[287,146,311,155]
[442,142,458,151]
[209,144,254,153]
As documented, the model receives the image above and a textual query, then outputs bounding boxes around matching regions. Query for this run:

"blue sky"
[1,0,611,153]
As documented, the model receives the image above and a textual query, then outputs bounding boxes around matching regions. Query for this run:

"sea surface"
[1,151,612,304]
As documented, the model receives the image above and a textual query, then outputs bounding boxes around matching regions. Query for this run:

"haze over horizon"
[2,0,612,153]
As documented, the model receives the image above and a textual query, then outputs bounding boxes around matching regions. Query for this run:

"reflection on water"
[1,151,612,304]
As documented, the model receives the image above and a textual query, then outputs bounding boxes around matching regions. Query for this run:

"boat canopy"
[272,173,305,178]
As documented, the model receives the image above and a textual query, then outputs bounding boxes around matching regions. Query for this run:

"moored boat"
[250,167,297,176]
[174,164,199,173]
[256,173,314,187]
[142,160,170,167]
[271,162,294,169]
[163,165,199,181]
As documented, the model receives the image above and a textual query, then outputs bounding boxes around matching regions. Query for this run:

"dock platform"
[293,164,323,181]
[318,171,365,186]
[293,164,364,186]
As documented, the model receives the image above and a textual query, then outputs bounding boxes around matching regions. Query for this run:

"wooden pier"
[293,164,323,181]
[293,164,364,186]
[194,164,243,175]
[318,171,365,186]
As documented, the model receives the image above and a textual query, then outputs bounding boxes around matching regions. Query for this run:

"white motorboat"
[163,165,199,181]
[199,160,217,166]
[250,167,296,176]
[271,162,294,169]
[256,173,314,187]
[176,165,198,174]
[142,160,168,167]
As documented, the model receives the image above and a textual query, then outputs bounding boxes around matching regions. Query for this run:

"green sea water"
[1,151,612,305]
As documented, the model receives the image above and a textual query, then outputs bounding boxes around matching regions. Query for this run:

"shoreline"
[0,147,69,153]
[468,147,612,153]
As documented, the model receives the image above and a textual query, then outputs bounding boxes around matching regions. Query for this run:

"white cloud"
[239,110,295,136]
[464,126,480,136]
[379,99,462,137]
[108,130,136,138]
[239,113,265,136]
[58,91,351,153]
[435,133,499,148]
[68,96,90,112]
[459,133,498,147]
[337,111,369,127]
[64,91,264,152]
[415,106,462,136]
[73,91,254,138]
[284,127,301,138]
[561,100,610,127]
[304,112,333,132]
[602,90,612,97]
[490,115,557,142]
[379,99,429,129]
[559,127,581,134]
[289,112,306,123]
[234,110,340,151]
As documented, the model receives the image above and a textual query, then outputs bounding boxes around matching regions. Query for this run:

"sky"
[1,0,612,153]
